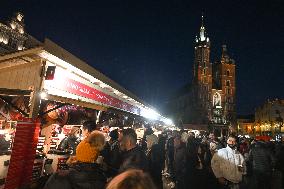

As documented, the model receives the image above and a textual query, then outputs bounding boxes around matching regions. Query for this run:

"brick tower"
[193,15,212,123]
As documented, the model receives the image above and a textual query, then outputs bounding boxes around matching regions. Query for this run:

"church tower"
[219,45,236,125]
[212,45,236,125]
[193,15,212,123]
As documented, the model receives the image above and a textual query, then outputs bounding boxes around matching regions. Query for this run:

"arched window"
[226,80,230,86]
[226,70,230,76]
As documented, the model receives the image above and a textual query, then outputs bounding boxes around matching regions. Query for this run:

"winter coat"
[105,140,121,177]
[173,143,187,180]
[147,143,165,188]
[119,145,148,173]
[249,142,275,174]
[44,162,106,189]
[276,145,284,172]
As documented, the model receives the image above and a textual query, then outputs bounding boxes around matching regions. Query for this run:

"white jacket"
[211,146,245,183]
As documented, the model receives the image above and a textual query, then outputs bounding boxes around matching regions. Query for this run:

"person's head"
[69,127,80,137]
[227,134,238,149]
[209,133,216,140]
[82,121,97,138]
[106,169,157,189]
[109,129,119,141]
[120,128,137,151]
[174,135,182,148]
[75,130,105,163]
[146,134,158,149]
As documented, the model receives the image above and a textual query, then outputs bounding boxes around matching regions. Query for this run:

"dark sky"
[1,0,284,115]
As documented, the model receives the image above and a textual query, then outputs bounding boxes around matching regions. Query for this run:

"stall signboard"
[44,72,141,115]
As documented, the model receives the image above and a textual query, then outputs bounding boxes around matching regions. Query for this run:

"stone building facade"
[254,99,284,137]
[0,12,41,55]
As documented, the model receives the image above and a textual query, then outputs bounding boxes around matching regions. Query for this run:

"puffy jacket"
[44,162,106,189]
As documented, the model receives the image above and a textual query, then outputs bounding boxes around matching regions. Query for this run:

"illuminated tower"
[212,45,236,125]
[193,15,212,123]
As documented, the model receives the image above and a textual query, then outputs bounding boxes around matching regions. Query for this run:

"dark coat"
[57,135,80,155]
[119,145,148,173]
[249,142,275,174]
[105,140,121,177]
[44,162,106,189]
[173,143,187,180]
[147,143,165,189]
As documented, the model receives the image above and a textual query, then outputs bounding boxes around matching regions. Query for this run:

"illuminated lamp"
[40,91,47,99]
[163,118,173,125]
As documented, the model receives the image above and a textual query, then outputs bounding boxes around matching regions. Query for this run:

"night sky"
[1,0,284,115]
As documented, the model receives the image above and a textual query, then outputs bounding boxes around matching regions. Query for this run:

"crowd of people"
[39,121,284,189]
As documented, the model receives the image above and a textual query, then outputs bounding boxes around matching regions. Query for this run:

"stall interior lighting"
[40,91,47,99]
[163,118,173,125]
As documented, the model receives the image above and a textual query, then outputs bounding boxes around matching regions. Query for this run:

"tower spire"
[200,13,206,41]
[201,12,204,28]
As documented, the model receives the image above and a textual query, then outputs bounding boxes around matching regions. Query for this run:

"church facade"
[167,16,236,130]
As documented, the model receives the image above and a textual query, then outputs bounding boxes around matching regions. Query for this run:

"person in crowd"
[0,134,10,154]
[195,139,212,189]
[106,129,122,177]
[57,126,80,155]
[141,127,154,152]
[239,138,250,159]
[211,135,245,189]
[44,131,107,189]
[208,132,223,155]
[173,135,187,189]
[249,140,275,189]
[181,131,189,144]
[106,169,157,189]
[165,130,176,175]
[146,133,164,189]
[81,120,97,139]
[185,132,199,188]
[276,142,284,189]
[119,128,148,172]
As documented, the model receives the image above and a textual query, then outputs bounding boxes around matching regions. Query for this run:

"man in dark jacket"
[173,135,187,189]
[119,128,148,173]
[249,140,275,189]
[57,127,80,155]
[146,134,165,189]
[276,143,284,189]
[104,129,121,177]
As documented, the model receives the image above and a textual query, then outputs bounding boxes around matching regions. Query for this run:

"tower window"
[227,89,230,95]
[203,68,206,75]
[226,70,230,76]
[226,80,230,86]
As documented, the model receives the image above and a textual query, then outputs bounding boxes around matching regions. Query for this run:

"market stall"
[0,39,169,189]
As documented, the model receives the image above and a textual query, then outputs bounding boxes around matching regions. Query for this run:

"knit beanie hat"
[76,131,105,163]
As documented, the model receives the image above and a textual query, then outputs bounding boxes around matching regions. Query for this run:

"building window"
[226,70,230,76]
[227,89,230,95]
[226,80,230,86]
[203,68,206,75]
